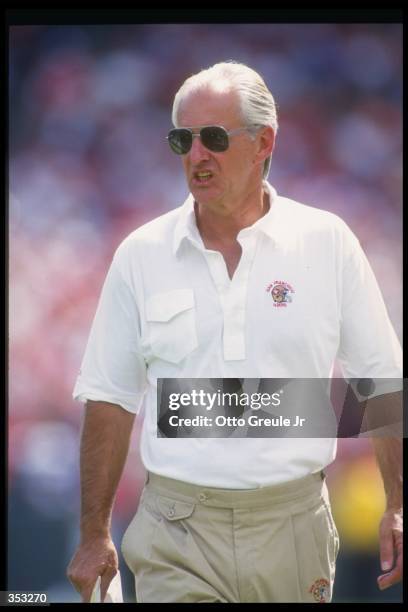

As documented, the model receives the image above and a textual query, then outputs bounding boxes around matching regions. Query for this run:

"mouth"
[192,170,214,185]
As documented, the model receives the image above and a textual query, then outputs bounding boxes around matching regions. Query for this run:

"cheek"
[226,152,253,180]
[182,158,190,175]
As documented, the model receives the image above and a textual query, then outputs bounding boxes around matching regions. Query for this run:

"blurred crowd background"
[8,23,402,602]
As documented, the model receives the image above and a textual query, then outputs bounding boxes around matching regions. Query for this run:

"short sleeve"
[336,226,402,397]
[72,248,147,414]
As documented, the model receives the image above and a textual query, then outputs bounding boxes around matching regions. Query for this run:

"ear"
[253,126,275,167]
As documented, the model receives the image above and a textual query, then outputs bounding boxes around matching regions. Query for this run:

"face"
[176,87,265,210]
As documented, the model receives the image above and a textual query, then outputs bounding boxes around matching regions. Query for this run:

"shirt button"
[167,508,175,518]
[198,492,208,502]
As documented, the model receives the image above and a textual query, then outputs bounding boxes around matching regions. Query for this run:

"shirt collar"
[173,180,281,256]
[172,193,202,256]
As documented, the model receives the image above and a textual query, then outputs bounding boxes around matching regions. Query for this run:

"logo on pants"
[309,578,330,603]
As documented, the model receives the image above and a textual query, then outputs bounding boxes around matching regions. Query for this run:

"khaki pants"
[121,470,339,603]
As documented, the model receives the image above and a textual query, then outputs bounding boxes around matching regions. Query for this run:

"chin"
[193,194,222,210]
[190,183,222,203]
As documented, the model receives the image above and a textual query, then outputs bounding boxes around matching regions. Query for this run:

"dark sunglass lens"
[168,129,192,154]
[201,127,228,152]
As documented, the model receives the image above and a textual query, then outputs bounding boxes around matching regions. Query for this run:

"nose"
[188,133,211,164]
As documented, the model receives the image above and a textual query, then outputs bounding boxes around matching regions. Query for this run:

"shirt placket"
[203,231,257,361]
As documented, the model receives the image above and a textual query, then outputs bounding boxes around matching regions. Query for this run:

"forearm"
[371,436,403,511]
[79,400,136,542]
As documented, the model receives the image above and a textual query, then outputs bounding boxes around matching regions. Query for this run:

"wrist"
[80,531,112,545]
[385,500,403,514]
[80,520,112,543]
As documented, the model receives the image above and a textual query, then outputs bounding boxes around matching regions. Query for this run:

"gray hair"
[172,61,278,178]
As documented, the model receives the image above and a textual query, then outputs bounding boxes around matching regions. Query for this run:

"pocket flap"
[156,495,195,521]
[146,289,195,322]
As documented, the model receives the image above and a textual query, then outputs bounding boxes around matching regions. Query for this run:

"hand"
[67,536,119,602]
[377,508,403,590]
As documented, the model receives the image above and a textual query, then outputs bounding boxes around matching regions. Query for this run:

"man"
[67,62,402,603]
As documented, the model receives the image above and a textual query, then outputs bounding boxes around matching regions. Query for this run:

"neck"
[195,184,270,245]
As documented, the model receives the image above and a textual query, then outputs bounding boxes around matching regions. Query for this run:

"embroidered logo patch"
[309,578,330,603]
[266,280,294,307]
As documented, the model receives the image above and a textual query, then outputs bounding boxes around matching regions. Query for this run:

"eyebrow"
[178,125,226,132]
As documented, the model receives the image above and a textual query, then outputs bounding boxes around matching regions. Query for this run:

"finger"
[66,572,87,599]
[66,560,80,588]
[81,584,96,603]
[67,566,102,602]
[100,567,118,603]
[79,574,104,603]
[379,524,395,572]
[66,565,100,600]
[378,536,403,590]
[377,565,402,590]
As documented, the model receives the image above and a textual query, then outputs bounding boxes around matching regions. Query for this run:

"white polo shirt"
[73,181,402,487]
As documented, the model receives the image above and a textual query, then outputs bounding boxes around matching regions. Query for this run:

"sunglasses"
[166,125,262,155]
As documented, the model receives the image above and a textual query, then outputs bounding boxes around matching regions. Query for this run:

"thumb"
[379,522,394,572]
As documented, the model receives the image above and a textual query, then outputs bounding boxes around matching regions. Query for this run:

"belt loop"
[320,470,326,480]
[145,471,150,485]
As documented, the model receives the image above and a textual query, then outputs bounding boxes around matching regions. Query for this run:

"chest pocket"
[145,289,198,364]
